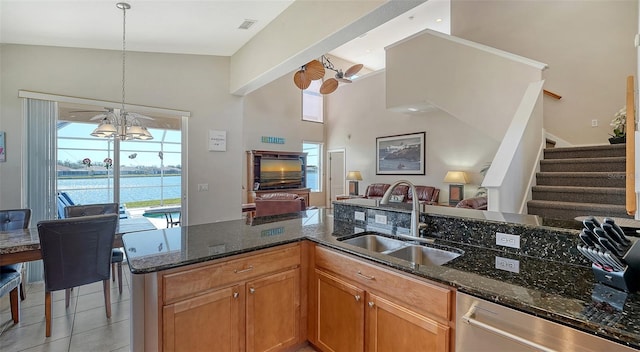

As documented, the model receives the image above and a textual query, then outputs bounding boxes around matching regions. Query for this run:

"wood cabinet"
[310,245,454,352]
[163,285,241,352]
[314,269,365,352]
[160,244,302,352]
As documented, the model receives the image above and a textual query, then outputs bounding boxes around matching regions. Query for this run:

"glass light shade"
[346,171,363,181]
[91,121,117,137]
[127,125,145,138]
[137,127,154,140]
[443,171,469,184]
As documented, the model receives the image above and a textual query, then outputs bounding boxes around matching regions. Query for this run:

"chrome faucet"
[380,180,424,238]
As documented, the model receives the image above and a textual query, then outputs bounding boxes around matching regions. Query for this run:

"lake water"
[58,175,182,205]
[59,171,319,205]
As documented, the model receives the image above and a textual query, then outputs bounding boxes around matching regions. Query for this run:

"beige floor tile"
[0,315,73,351]
[18,336,71,352]
[68,319,129,352]
[72,303,129,335]
[75,289,129,314]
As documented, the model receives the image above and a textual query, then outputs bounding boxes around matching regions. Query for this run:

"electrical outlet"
[591,119,598,127]
[495,256,520,273]
[496,232,521,249]
[374,214,387,225]
[198,184,209,192]
[354,211,365,221]
[354,227,365,234]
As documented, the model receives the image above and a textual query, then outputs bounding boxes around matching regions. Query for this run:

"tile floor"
[1,272,317,352]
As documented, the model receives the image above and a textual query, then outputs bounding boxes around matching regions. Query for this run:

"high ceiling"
[0,0,449,71]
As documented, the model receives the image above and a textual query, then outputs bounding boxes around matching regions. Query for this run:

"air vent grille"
[238,19,257,30]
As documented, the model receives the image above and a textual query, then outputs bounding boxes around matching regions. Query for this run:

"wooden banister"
[626,75,636,216]
[543,89,561,100]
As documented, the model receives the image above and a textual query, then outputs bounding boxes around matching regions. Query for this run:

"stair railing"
[626,75,636,216]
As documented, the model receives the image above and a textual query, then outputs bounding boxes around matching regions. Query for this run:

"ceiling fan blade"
[305,60,325,80]
[344,63,364,78]
[319,78,338,95]
[293,70,311,90]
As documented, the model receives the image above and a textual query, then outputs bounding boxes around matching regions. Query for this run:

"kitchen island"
[122,206,640,351]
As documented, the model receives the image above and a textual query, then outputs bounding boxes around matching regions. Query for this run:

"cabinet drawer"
[315,246,452,321]
[163,245,300,303]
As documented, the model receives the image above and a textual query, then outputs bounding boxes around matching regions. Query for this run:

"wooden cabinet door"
[366,293,450,352]
[315,269,365,352]
[163,285,242,352]
[246,268,300,352]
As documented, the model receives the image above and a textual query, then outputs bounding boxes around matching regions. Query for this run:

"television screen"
[259,158,303,189]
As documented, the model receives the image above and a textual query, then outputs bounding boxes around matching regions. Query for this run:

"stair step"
[531,185,625,204]
[544,144,626,159]
[527,200,632,220]
[539,157,625,172]
[536,172,625,187]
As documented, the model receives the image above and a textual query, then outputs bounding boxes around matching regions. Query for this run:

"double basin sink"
[339,233,463,266]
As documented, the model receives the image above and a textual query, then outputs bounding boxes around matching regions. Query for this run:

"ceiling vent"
[238,19,257,30]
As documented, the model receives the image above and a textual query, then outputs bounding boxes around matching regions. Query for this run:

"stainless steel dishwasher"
[456,292,636,352]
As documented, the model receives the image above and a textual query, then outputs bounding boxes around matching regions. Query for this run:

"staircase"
[527,144,632,220]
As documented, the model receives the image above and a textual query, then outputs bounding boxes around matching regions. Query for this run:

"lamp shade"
[443,171,469,184]
[346,171,363,181]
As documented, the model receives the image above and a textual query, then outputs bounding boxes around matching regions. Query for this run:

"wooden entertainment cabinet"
[247,150,310,206]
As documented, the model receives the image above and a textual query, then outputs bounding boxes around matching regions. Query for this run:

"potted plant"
[609,107,626,144]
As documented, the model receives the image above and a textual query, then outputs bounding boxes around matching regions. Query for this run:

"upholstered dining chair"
[0,208,31,301]
[64,203,124,294]
[37,214,118,337]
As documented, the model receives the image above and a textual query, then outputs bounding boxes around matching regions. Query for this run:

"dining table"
[0,216,157,266]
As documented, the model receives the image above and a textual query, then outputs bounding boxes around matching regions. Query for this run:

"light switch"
[198,184,209,192]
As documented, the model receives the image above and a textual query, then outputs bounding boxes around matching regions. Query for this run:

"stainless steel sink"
[340,234,407,253]
[386,244,463,266]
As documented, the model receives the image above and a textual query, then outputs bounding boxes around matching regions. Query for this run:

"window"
[302,80,323,123]
[303,142,322,192]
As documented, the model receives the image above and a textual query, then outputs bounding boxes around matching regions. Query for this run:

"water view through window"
[57,122,181,209]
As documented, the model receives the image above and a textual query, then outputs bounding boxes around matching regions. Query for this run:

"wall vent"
[238,19,257,30]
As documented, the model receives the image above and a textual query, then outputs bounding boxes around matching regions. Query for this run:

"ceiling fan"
[293,55,363,95]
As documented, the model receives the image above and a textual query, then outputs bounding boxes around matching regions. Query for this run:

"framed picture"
[376,132,426,175]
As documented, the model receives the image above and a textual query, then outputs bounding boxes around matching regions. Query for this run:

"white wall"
[452,0,637,145]
[325,71,499,203]
[0,44,242,225]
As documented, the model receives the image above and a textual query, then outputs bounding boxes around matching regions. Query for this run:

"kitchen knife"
[603,218,632,245]
[583,228,603,250]
[594,248,623,271]
[593,228,625,253]
[579,230,598,248]
[598,237,625,258]
[583,218,598,232]
[602,250,626,271]
[577,245,610,270]
[601,223,630,252]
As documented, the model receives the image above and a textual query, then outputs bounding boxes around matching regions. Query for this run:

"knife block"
[592,239,640,292]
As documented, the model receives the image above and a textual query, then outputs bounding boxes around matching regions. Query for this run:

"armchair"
[254,193,306,217]
[364,183,391,200]
[456,196,488,210]
[407,186,440,205]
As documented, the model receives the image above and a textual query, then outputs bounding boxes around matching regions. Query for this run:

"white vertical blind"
[23,98,57,283]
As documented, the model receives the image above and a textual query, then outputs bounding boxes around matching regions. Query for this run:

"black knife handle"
[601,223,630,252]
[598,237,625,258]
[603,218,632,245]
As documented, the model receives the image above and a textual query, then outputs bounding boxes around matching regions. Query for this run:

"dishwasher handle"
[462,303,557,352]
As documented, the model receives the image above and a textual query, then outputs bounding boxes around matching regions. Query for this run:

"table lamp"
[444,171,469,206]
[346,171,363,195]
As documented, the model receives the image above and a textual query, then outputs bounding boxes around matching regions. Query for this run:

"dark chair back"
[37,214,118,292]
[0,209,31,231]
[64,203,118,218]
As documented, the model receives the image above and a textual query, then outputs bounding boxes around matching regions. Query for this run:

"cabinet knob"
[249,287,256,294]
[354,295,361,301]
[368,302,375,308]
[233,292,239,298]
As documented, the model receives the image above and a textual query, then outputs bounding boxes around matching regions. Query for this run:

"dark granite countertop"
[122,208,640,350]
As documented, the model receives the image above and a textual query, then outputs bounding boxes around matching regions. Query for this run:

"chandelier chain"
[121,3,127,115]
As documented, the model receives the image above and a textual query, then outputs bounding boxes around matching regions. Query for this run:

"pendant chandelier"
[91,2,153,141]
